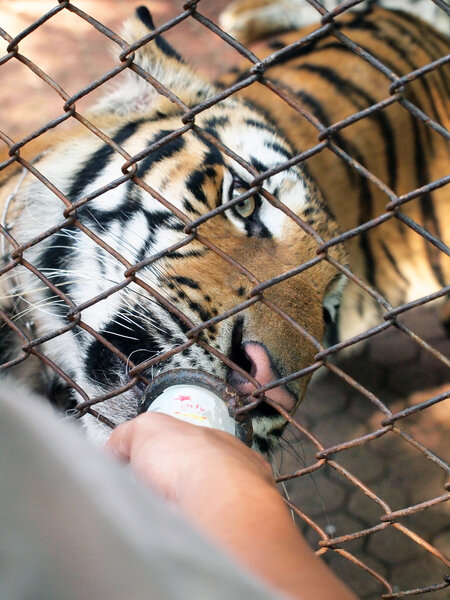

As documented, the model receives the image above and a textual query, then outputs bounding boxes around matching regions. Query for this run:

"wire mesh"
[0,1,449,598]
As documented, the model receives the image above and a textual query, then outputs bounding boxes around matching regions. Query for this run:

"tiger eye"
[234,196,256,218]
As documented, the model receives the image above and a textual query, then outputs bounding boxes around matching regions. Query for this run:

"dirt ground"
[1,1,449,598]
[0,0,235,139]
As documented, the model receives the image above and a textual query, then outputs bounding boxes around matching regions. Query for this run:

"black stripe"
[137,130,186,175]
[411,118,446,287]
[183,198,201,216]
[86,313,165,387]
[134,211,182,261]
[343,17,443,123]
[266,77,377,280]
[166,249,206,259]
[310,40,434,148]
[381,13,450,100]
[255,8,373,70]
[136,6,156,29]
[261,36,323,68]
[186,170,208,206]
[249,157,268,173]
[297,63,398,190]
[386,12,444,61]
[68,120,144,201]
[282,83,367,185]
[302,42,412,289]
[204,116,230,130]
[283,82,378,200]
[136,6,183,62]
[193,131,225,167]
[185,138,224,208]
[388,15,450,96]
[79,130,186,225]
[188,300,215,331]
[244,117,279,135]
[358,219,376,288]
[286,84,358,178]
[83,189,142,227]
[388,10,450,61]
[0,318,21,365]
[380,240,409,285]
[292,38,440,147]
[265,141,292,159]
[358,38,445,289]
[38,223,79,314]
[350,35,446,287]
[142,210,179,233]
[269,40,286,50]
[172,276,200,289]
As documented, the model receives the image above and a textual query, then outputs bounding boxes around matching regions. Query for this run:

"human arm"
[105,413,358,600]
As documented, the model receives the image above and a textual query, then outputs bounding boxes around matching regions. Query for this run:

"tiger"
[0,2,448,450]
[219,0,450,344]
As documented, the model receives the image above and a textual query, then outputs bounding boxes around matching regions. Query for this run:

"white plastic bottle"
[145,382,235,435]
[139,369,252,444]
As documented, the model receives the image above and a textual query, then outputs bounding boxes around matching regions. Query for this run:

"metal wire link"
[0,1,448,598]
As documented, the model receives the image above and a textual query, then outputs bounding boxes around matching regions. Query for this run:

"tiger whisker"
[100,329,139,341]
[267,448,296,524]
[276,431,333,531]
[125,347,160,375]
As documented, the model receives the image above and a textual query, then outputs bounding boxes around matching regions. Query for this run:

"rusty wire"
[0,1,449,598]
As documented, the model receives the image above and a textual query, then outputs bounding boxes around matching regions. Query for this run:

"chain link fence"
[0,1,449,598]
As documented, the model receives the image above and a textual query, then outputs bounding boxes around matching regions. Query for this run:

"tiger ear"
[95,6,214,116]
[129,6,185,65]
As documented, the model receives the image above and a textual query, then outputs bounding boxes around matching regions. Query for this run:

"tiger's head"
[0,7,346,450]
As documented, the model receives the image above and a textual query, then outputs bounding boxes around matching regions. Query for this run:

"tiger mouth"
[227,318,297,414]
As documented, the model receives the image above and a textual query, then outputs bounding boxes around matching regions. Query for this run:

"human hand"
[105,412,358,600]
[105,412,275,513]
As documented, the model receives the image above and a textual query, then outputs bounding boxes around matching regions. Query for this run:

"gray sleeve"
[0,383,284,600]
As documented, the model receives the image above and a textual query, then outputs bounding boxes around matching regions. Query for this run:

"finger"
[104,418,137,461]
[105,412,190,460]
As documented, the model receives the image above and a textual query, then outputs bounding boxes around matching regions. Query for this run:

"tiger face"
[0,7,346,448]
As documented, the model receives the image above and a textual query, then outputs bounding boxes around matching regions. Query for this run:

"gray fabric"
[0,384,283,600]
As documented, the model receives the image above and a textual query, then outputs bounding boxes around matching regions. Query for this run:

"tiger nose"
[228,341,297,412]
